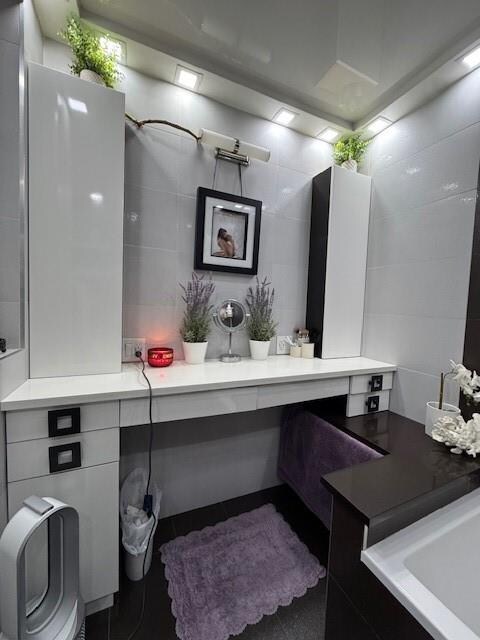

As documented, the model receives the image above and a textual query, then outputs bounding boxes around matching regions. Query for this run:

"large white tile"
[367,191,476,268]
[272,263,308,313]
[390,367,459,424]
[276,126,332,175]
[0,301,20,347]
[370,67,480,173]
[362,313,465,376]
[124,186,178,250]
[276,166,312,221]
[372,123,480,214]
[364,256,471,319]
[177,195,197,256]
[123,303,180,349]
[123,245,177,307]
[0,2,20,44]
[0,39,20,220]
[121,67,181,124]
[125,123,180,194]
[177,135,217,198]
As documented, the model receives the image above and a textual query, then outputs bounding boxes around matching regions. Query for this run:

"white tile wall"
[118,64,332,359]
[0,11,21,350]
[363,68,480,422]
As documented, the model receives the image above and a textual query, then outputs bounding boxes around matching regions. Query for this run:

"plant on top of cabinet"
[245,277,277,360]
[60,16,122,88]
[180,273,215,364]
[333,132,370,172]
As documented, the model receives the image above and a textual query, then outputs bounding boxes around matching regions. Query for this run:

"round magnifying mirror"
[213,299,248,362]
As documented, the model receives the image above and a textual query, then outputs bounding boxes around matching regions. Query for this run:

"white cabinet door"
[8,462,119,604]
[322,166,371,358]
[28,63,125,377]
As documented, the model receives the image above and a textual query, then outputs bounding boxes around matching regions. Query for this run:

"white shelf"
[1,355,396,411]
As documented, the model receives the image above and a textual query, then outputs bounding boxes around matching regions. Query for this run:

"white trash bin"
[120,468,161,582]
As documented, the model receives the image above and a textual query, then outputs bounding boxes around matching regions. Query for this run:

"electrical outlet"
[123,338,146,362]
[276,336,292,355]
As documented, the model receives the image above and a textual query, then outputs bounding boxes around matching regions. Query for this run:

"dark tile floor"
[86,484,329,640]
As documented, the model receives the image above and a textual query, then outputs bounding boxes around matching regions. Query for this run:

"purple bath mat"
[160,503,326,640]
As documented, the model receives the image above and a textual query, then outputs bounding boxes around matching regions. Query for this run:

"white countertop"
[0,356,396,411]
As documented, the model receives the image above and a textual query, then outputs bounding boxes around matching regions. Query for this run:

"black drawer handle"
[368,375,383,392]
[48,407,81,438]
[49,442,81,473]
[365,396,380,413]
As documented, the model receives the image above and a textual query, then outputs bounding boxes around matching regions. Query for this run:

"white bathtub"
[362,487,480,640]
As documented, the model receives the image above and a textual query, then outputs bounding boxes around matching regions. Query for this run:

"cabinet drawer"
[257,377,349,410]
[7,428,119,482]
[8,462,119,605]
[6,401,120,443]
[120,387,257,427]
[349,372,393,395]
[346,390,390,417]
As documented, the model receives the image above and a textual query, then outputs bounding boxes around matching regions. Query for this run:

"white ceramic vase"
[342,159,358,172]
[183,341,208,364]
[425,401,461,437]
[80,69,106,86]
[249,339,271,361]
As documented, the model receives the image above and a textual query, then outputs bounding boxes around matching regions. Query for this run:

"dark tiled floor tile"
[154,515,177,547]
[277,581,327,640]
[171,501,228,538]
[236,612,289,639]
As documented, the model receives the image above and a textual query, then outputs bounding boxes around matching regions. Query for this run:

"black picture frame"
[195,187,262,275]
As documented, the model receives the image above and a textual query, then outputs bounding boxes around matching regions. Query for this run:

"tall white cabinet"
[28,63,125,377]
[306,165,371,358]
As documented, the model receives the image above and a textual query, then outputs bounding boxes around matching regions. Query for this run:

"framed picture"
[194,187,262,275]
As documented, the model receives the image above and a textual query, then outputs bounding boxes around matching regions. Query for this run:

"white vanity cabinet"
[5,401,120,613]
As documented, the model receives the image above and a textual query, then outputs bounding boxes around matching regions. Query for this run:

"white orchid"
[432,413,480,458]
[448,361,480,404]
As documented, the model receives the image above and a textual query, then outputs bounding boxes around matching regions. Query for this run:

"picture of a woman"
[214,228,236,258]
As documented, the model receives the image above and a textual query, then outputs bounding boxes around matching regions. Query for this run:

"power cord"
[123,351,157,640]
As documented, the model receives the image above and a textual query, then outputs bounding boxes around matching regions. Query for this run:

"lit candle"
[148,347,174,368]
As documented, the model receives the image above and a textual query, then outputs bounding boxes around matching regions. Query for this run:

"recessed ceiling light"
[175,66,202,91]
[317,127,340,142]
[367,117,392,134]
[273,108,297,126]
[462,45,480,69]
[99,35,126,63]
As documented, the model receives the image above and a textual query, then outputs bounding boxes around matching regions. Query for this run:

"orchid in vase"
[431,361,480,457]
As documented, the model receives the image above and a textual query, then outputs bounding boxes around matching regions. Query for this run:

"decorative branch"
[125,113,201,141]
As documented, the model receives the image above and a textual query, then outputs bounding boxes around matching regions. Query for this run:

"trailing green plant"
[245,277,277,342]
[180,273,215,343]
[60,16,122,88]
[333,132,370,166]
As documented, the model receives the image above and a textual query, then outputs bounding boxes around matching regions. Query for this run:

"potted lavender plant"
[180,273,215,364]
[245,277,277,361]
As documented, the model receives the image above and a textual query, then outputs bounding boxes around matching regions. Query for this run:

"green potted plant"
[180,273,215,364]
[60,16,121,88]
[333,132,370,172]
[245,277,277,360]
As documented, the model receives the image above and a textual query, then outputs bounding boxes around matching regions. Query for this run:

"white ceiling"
[34,0,480,136]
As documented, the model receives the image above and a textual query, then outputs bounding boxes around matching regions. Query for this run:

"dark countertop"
[318,410,480,533]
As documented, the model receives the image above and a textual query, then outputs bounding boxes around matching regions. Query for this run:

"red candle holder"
[148,347,174,368]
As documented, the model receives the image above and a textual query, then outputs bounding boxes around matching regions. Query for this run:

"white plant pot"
[425,401,461,437]
[341,159,358,172]
[249,339,271,361]
[183,341,208,364]
[80,69,106,86]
